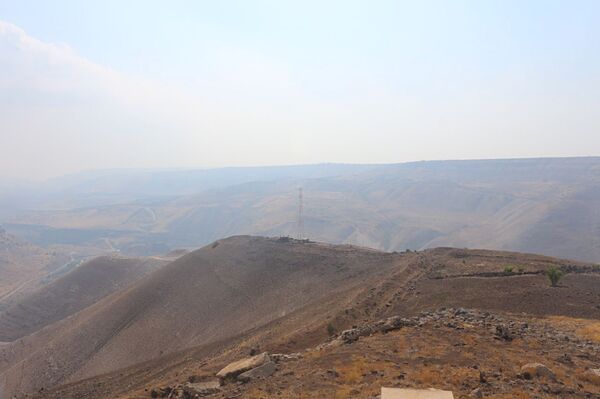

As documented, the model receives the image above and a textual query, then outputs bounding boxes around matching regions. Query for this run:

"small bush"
[327,322,336,337]
[546,267,564,287]
[504,266,514,274]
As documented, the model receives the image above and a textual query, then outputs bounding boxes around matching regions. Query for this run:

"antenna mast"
[297,187,304,240]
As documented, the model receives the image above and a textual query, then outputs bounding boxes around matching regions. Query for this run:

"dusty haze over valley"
[1,1,599,398]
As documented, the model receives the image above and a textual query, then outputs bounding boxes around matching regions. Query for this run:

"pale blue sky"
[0,1,599,179]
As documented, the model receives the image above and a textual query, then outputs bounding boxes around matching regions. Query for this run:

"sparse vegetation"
[327,322,336,337]
[504,265,526,274]
[546,267,564,287]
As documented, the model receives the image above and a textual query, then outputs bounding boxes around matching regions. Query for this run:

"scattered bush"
[503,266,514,274]
[546,267,564,287]
[327,322,336,337]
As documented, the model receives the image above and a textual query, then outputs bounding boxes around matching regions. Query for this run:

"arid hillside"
[0,229,70,312]
[0,236,399,397]
[1,236,599,398]
[0,254,170,342]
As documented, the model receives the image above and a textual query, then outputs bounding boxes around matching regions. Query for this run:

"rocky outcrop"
[215,352,280,384]
[520,363,556,380]
[237,361,276,382]
[331,307,599,355]
[216,352,271,381]
[338,316,414,344]
[149,307,600,398]
[494,324,514,341]
[270,352,302,362]
[150,381,220,398]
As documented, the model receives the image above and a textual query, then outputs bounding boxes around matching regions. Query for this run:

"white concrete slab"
[381,387,454,399]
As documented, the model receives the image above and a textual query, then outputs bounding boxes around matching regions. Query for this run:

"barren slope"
[3,238,599,399]
[0,236,398,397]
[0,255,169,342]
[0,229,69,310]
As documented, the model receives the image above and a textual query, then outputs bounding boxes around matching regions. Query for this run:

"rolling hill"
[0,236,599,398]
[4,157,600,262]
[0,236,398,397]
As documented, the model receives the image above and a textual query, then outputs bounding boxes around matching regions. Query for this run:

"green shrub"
[503,266,514,274]
[546,267,564,287]
[327,322,336,337]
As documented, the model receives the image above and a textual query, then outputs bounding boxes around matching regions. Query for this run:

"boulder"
[378,316,406,332]
[151,381,221,399]
[339,328,362,343]
[339,325,374,343]
[216,352,270,380]
[470,387,483,398]
[150,387,171,398]
[494,324,514,341]
[182,381,220,397]
[582,368,600,385]
[520,363,556,380]
[237,361,276,382]
[270,353,302,362]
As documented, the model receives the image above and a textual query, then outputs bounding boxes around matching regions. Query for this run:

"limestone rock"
[520,363,555,380]
[270,353,302,362]
[237,361,276,382]
[183,380,221,396]
[377,316,407,332]
[216,352,270,380]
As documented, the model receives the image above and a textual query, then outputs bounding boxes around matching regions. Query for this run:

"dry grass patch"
[411,368,440,385]
[488,391,532,399]
[546,315,600,343]
[576,321,600,343]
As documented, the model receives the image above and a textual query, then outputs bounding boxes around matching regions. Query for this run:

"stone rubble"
[333,307,600,357]
[149,307,600,398]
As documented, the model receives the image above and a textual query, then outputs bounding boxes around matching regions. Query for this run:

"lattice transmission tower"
[297,187,304,240]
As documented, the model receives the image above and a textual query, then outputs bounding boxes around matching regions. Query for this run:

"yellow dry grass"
[577,322,600,343]
[546,315,600,343]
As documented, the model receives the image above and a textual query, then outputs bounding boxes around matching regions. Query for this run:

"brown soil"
[12,237,599,399]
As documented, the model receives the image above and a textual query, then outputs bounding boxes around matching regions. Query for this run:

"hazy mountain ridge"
[4,158,600,261]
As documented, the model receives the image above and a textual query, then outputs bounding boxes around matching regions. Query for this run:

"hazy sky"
[1,0,599,179]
